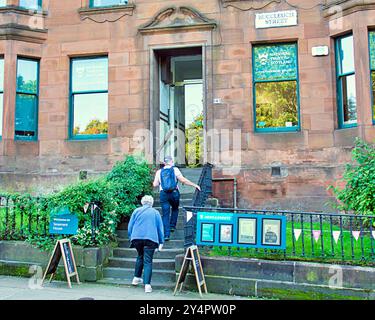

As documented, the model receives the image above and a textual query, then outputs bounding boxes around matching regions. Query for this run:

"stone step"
[103,267,176,283]
[97,278,175,291]
[108,257,175,269]
[113,247,184,259]
[117,238,184,249]
[116,229,185,239]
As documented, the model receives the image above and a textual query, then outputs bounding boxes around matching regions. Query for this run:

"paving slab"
[0,276,254,300]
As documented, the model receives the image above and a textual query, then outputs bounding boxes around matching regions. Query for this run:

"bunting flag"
[83,203,90,213]
[332,231,341,244]
[294,229,302,241]
[313,230,321,242]
[372,231,375,240]
[186,211,193,223]
[93,204,98,210]
[352,231,360,241]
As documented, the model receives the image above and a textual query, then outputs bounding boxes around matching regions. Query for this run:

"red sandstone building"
[0,0,374,211]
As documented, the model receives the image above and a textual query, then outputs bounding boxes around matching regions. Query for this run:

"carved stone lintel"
[139,6,217,34]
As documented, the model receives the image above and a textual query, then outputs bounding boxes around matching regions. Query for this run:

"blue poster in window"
[253,44,297,81]
[370,32,375,70]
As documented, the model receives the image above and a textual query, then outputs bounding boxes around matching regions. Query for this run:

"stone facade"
[0,0,374,210]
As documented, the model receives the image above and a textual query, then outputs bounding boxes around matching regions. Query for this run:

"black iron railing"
[191,163,213,208]
[0,194,101,243]
[183,206,375,264]
[184,163,213,248]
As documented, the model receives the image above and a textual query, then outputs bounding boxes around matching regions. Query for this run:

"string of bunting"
[293,229,375,244]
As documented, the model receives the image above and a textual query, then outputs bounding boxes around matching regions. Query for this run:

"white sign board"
[255,10,298,29]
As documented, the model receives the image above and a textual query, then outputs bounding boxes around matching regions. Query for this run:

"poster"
[219,224,233,243]
[238,218,256,244]
[370,32,375,70]
[253,43,297,82]
[201,223,215,242]
[262,219,281,246]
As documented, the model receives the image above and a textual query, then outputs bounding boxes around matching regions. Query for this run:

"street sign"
[42,239,80,288]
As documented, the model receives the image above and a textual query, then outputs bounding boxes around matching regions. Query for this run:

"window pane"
[372,72,375,123]
[19,0,40,9]
[0,0,6,7]
[341,74,357,125]
[0,58,3,91]
[0,94,3,136]
[73,93,108,136]
[17,59,38,94]
[253,43,298,82]
[15,94,37,137]
[91,0,128,7]
[255,81,298,129]
[72,58,108,93]
[339,35,355,74]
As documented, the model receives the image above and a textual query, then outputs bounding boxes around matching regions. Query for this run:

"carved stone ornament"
[139,6,217,34]
[221,0,282,10]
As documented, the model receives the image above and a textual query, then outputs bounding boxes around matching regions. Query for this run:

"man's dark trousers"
[132,239,157,285]
[160,189,180,238]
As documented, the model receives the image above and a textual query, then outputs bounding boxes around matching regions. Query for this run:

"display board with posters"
[196,212,286,250]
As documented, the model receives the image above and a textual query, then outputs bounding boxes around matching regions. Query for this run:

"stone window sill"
[78,4,135,16]
[0,5,48,16]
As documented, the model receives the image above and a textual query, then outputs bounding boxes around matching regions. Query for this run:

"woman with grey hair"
[128,195,164,293]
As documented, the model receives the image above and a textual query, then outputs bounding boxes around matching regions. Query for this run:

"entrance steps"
[100,167,203,290]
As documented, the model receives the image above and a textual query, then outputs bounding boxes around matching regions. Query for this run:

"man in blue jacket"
[128,195,164,293]
[153,156,201,241]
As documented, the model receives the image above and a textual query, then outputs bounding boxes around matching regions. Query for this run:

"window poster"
[262,219,281,246]
[238,218,256,244]
[253,43,297,82]
[370,32,375,70]
[201,223,215,242]
[219,224,233,243]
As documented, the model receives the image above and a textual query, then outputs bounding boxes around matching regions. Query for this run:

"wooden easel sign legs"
[174,245,208,297]
[41,239,80,288]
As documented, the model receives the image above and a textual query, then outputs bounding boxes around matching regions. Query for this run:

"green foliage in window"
[17,76,37,93]
[74,119,108,135]
[256,81,298,128]
[329,138,375,219]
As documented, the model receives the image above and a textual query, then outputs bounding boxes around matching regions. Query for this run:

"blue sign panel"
[49,207,78,235]
[196,212,286,250]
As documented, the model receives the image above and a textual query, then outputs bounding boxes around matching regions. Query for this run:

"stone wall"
[0,241,112,282]
[175,255,375,300]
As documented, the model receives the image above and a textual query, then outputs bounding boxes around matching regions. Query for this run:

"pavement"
[0,276,253,300]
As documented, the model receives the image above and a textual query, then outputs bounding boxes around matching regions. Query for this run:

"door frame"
[149,43,207,165]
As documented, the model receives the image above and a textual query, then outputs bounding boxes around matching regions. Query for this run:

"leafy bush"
[105,155,153,217]
[329,138,375,216]
[0,155,153,250]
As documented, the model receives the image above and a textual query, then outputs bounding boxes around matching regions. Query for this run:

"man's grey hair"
[141,195,154,206]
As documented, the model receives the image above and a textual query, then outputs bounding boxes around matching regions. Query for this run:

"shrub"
[329,138,375,217]
[0,155,153,250]
[105,155,153,217]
